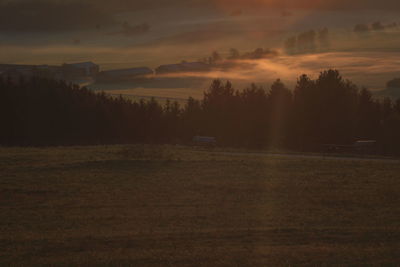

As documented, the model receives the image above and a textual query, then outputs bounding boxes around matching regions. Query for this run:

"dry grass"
[1,145,400,266]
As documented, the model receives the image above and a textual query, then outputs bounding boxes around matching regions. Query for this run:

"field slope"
[1,145,400,266]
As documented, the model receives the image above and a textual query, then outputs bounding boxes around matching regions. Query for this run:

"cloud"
[151,52,400,91]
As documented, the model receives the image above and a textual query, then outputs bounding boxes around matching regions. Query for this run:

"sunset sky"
[1,0,400,98]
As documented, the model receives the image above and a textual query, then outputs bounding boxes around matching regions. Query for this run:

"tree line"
[1,70,400,154]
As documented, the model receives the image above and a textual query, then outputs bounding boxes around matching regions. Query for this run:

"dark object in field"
[353,140,378,154]
[192,136,217,146]
[323,140,378,155]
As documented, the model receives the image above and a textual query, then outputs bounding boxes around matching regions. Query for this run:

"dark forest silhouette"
[1,70,400,154]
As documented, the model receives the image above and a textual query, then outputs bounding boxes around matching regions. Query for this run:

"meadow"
[1,145,400,266]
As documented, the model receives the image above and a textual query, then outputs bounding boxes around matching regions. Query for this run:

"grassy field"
[1,145,400,266]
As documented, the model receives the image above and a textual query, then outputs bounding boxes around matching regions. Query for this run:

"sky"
[1,0,400,98]
[1,0,400,31]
